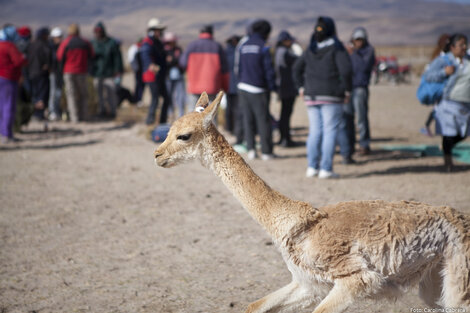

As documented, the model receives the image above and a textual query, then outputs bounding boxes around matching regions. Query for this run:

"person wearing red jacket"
[0,25,27,144]
[56,23,94,122]
[179,24,229,110]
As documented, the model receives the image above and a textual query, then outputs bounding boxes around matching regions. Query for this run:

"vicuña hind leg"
[419,262,443,308]
[245,281,319,313]
[312,273,382,313]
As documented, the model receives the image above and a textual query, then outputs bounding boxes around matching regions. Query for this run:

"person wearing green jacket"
[90,21,123,118]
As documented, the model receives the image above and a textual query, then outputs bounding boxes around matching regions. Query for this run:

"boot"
[444,154,453,173]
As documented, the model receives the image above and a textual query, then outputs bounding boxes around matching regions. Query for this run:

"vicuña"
[154,91,470,313]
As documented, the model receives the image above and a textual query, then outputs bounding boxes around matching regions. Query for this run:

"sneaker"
[247,150,257,160]
[342,156,356,165]
[318,169,340,179]
[305,167,319,177]
[48,112,60,121]
[233,144,248,154]
[261,153,276,161]
[357,146,371,156]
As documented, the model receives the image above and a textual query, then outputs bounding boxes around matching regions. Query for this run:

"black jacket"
[27,39,52,79]
[293,42,352,102]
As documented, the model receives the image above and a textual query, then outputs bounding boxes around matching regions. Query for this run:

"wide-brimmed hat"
[147,18,166,30]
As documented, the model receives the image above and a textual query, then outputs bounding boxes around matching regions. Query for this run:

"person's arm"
[335,48,353,93]
[262,46,276,91]
[424,55,454,82]
[113,41,124,75]
[292,53,306,93]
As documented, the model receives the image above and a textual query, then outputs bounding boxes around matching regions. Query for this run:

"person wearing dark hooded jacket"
[27,27,52,120]
[90,22,123,118]
[293,16,352,179]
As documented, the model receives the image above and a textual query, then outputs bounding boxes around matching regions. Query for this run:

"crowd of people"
[1,17,469,177]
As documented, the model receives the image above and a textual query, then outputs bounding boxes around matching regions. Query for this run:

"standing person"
[425,33,469,172]
[419,33,450,137]
[27,27,52,121]
[90,21,123,119]
[274,30,300,148]
[140,18,170,125]
[293,16,352,178]
[0,25,26,144]
[179,24,229,110]
[57,23,94,123]
[163,32,186,118]
[338,27,375,162]
[127,37,144,106]
[48,27,64,121]
[237,19,277,160]
[224,34,244,146]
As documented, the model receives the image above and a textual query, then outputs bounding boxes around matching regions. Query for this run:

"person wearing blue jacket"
[424,33,469,172]
[236,19,276,161]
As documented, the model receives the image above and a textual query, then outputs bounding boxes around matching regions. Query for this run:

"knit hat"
[277,30,295,43]
[50,27,63,38]
[251,19,271,41]
[147,18,166,30]
[200,24,213,35]
[17,26,31,38]
[36,27,49,40]
[68,23,80,36]
[352,27,368,40]
[163,32,177,43]
[0,25,19,42]
[94,21,106,35]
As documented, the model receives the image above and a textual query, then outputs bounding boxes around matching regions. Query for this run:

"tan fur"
[154,91,470,313]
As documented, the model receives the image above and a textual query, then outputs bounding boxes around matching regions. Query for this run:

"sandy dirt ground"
[1,78,470,313]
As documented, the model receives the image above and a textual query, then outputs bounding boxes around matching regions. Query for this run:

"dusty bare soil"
[1,79,470,313]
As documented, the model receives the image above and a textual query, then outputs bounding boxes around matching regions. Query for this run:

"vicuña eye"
[177,134,191,141]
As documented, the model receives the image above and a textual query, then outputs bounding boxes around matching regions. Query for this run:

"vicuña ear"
[203,91,224,128]
[194,92,210,113]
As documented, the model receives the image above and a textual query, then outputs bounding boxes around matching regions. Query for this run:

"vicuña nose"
[154,151,162,159]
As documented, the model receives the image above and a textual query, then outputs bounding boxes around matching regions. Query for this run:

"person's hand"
[299,87,304,97]
[149,63,160,73]
[444,65,455,76]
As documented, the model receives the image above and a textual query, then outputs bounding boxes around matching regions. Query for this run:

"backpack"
[416,55,451,105]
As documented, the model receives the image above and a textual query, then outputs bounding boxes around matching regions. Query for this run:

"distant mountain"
[2,0,470,46]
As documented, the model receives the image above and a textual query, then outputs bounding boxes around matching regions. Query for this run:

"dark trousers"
[134,70,144,103]
[238,89,273,154]
[442,135,465,155]
[31,74,50,119]
[225,93,244,144]
[279,96,295,142]
[146,80,171,125]
[337,102,355,158]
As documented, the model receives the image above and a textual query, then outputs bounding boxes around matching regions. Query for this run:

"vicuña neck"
[200,126,312,240]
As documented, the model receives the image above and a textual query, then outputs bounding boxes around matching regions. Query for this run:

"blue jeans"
[337,102,355,159]
[352,87,370,148]
[307,104,343,171]
[166,78,186,118]
[48,73,62,117]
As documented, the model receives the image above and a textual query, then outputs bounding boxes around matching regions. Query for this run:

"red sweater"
[57,35,94,74]
[0,41,26,81]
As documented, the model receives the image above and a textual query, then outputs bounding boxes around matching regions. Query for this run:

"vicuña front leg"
[245,281,318,313]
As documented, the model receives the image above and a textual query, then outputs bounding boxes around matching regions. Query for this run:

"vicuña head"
[154,91,222,168]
